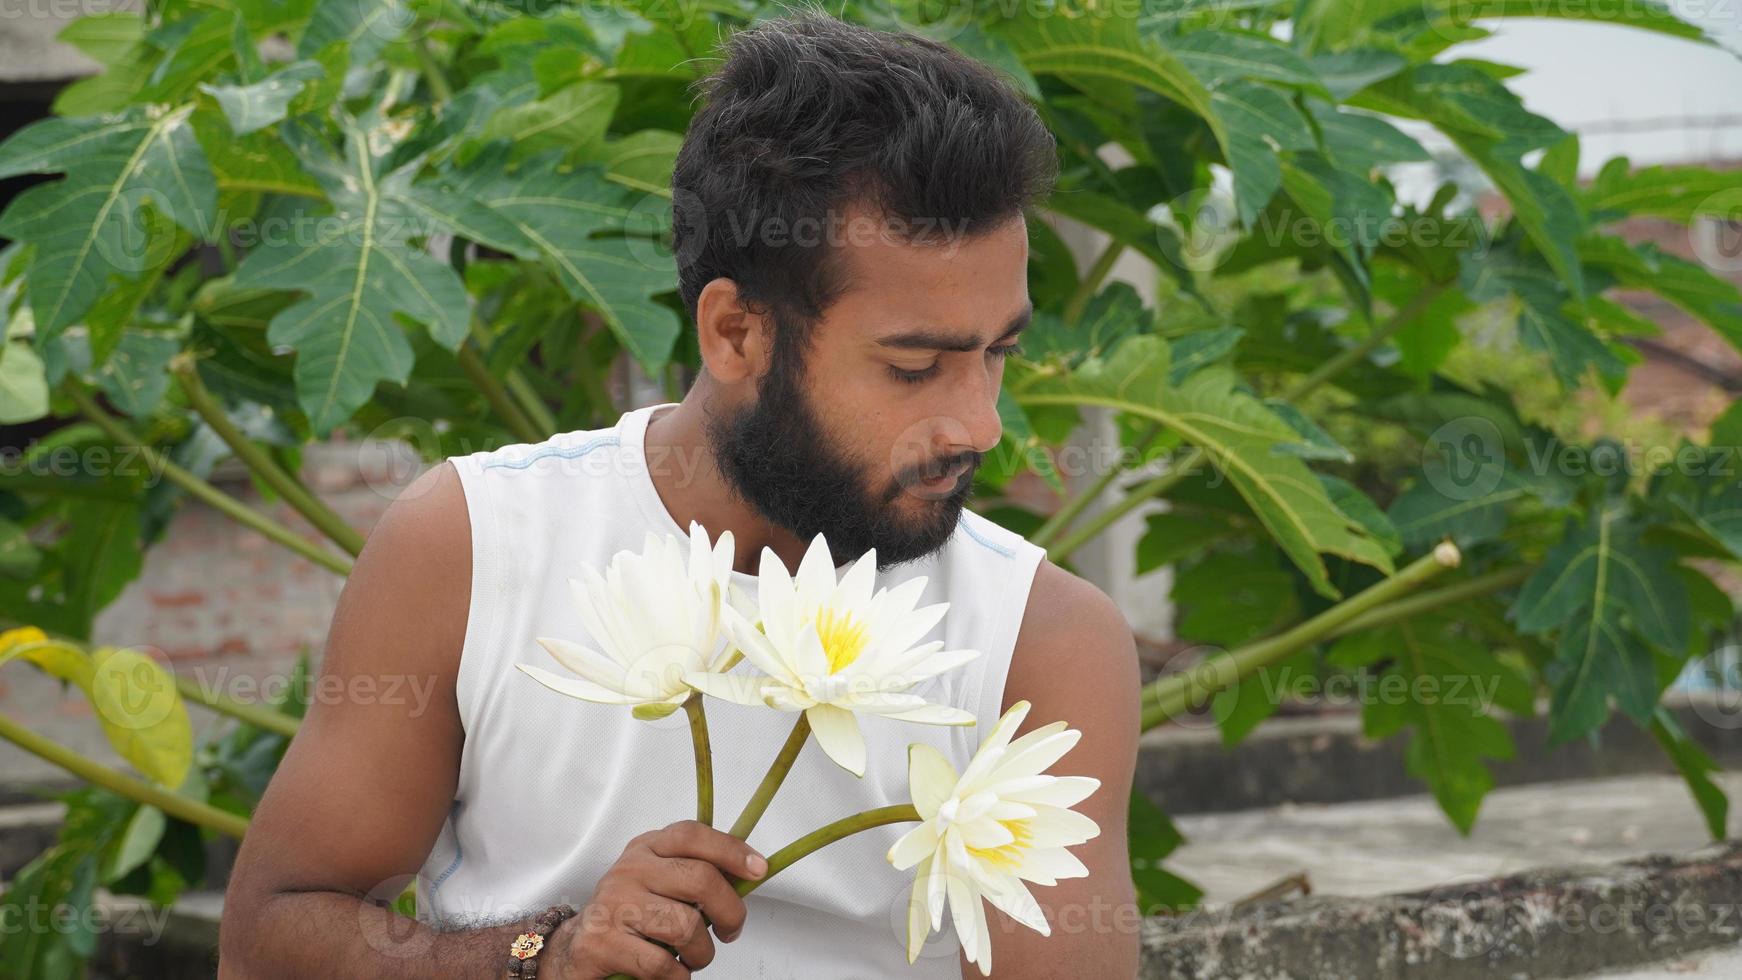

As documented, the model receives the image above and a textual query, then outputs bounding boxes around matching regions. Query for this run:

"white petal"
[831,548,878,613]
[904,853,936,964]
[534,636,627,692]
[957,818,1015,851]
[516,663,642,705]
[1004,775,1101,810]
[684,670,770,706]
[994,724,1079,780]
[945,866,986,973]
[724,604,800,685]
[1025,806,1102,847]
[877,703,977,726]
[793,620,833,687]
[907,743,958,820]
[887,823,938,870]
[806,703,866,777]
[794,532,842,607]
[981,870,1050,935]
[1014,846,1088,886]
[959,700,1032,787]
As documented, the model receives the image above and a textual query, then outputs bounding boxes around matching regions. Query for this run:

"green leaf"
[998,3,1217,127]
[995,388,1064,493]
[95,330,181,418]
[1014,335,1394,597]
[478,82,620,164]
[199,60,326,136]
[1128,791,1201,913]
[1584,158,1742,222]
[1425,0,1712,44]
[1135,510,1240,574]
[1652,711,1728,839]
[64,501,145,627]
[0,340,49,423]
[1307,102,1430,173]
[0,518,42,579]
[1212,80,1317,226]
[297,0,410,66]
[1170,30,1326,93]
[102,804,166,883]
[1329,614,1520,833]
[1307,49,1408,100]
[0,105,217,339]
[1173,550,1299,646]
[1512,508,1690,742]
[1167,326,1242,384]
[433,143,680,375]
[230,117,470,435]
[1022,282,1147,368]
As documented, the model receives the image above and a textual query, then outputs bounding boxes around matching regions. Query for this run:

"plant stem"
[413,38,453,103]
[0,712,250,839]
[686,696,713,827]
[1329,565,1533,639]
[67,386,352,577]
[506,369,558,437]
[736,804,920,897]
[1139,543,1462,730]
[1030,420,1164,550]
[456,342,544,443]
[174,363,365,557]
[728,713,810,839]
[1062,240,1126,327]
[175,674,302,738]
[1036,283,1452,564]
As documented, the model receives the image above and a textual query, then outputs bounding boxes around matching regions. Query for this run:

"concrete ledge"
[1138,693,1742,816]
[1142,842,1742,980]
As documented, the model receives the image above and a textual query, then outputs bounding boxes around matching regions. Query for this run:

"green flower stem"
[506,369,559,439]
[175,674,302,738]
[1140,544,1463,730]
[1328,565,1533,640]
[1033,282,1453,562]
[174,362,366,557]
[602,804,922,979]
[728,713,811,839]
[456,341,544,444]
[735,804,921,897]
[686,696,713,826]
[67,385,353,577]
[1061,240,1125,328]
[0,711,250,839]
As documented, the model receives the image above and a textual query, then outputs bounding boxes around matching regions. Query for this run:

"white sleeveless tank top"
[415,401,1047,977]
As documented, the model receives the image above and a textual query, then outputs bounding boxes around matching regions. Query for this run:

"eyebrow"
[873,304,1033,353]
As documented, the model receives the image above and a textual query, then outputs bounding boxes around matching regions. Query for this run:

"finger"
[641,856,749,940]
[627,895,712,962]
[647,820,768,882]
[602,931,692,980]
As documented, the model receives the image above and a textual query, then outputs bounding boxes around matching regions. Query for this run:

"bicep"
[228,461,471,905]
[963,565,1141,978]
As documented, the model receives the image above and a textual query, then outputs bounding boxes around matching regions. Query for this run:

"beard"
[702,344,980,572]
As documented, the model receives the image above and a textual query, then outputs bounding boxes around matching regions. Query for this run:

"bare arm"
[217,461,764,980]
[961,561,1144,979]
[217,460,511,977]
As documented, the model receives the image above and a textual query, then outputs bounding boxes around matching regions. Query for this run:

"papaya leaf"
[0,104,217,341]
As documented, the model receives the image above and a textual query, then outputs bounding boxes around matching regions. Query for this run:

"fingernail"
[746,853,767,877]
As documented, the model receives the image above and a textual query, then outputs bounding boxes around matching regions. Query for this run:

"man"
[219,11,1140,979]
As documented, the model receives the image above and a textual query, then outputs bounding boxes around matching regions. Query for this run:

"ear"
[695,277,771,385]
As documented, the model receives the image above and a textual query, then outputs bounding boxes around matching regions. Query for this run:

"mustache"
[909,451,982,482]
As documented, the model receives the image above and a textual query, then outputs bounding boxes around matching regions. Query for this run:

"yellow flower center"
[967,818,1033,871]
[813,607,870,673]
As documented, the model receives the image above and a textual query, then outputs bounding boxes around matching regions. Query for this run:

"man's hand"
[542,820,767,979]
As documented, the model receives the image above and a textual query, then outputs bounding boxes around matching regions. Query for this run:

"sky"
[1454,2,1742,173]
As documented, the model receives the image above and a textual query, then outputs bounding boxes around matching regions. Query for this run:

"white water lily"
[886,699,1102,975]
[518,520,752,720]
[683,532,981,777]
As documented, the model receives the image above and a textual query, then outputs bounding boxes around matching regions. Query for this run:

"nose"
[954,365,1004,457]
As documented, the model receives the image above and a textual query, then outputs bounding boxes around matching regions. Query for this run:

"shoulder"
[1005,560,1140,726]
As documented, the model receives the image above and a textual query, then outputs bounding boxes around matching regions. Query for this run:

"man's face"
[705,211,1032,571]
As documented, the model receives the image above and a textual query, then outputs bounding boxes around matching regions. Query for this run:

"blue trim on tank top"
[959,517,1014,558]
[428,800,464,899]
[480,435,620,471]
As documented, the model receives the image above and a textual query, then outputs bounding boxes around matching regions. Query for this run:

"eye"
[991,343,1024,360]
[889,363,938,385]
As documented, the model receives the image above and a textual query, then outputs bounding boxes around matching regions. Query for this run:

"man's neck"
[642,398,811,577]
